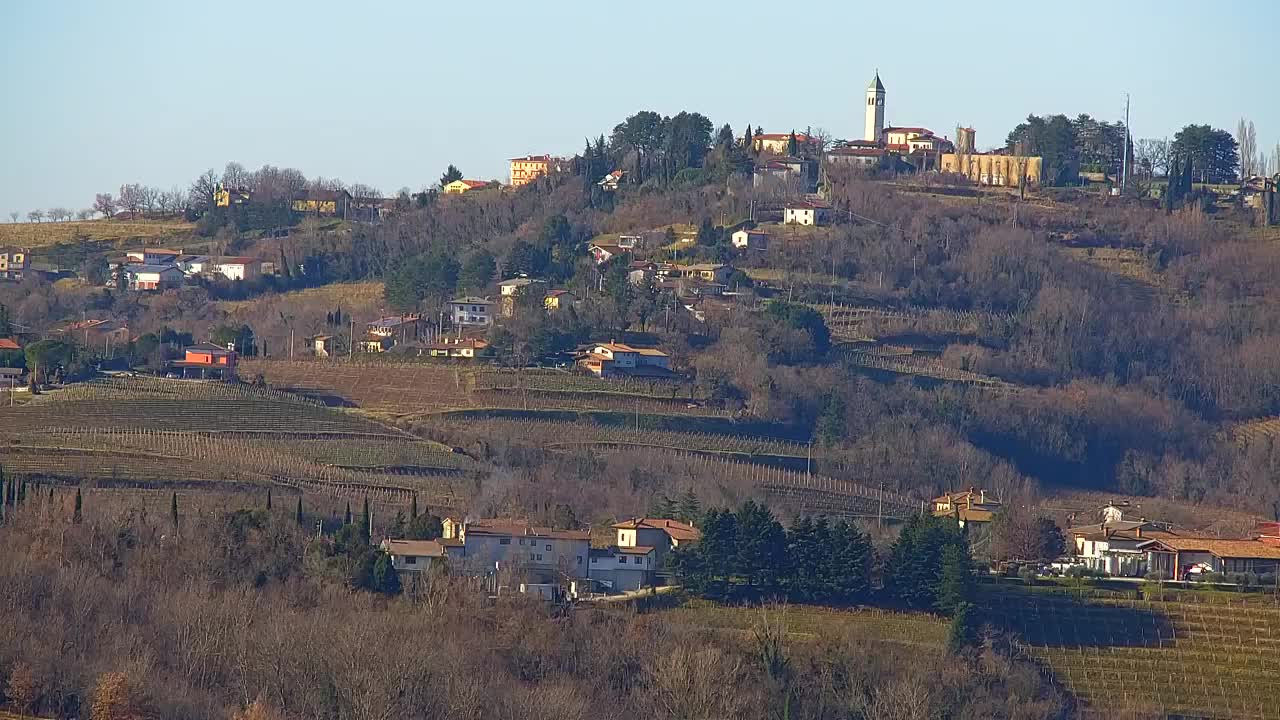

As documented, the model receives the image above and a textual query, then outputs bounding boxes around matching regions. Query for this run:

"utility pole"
[1121,93,1130,194]
[878,481,885,530]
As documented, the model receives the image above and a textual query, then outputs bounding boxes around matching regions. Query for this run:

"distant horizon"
[3,0,1278,218]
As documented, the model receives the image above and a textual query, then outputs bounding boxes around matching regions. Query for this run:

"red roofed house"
[0,338,20,351]
[441,517,591,584]
[784,199,831,226]
[578,342,672,378]
[752,132,817,155]
[443,179,492,194]
[508,155,568,188]
[169,342,238,380]
[613,517,701,569]
[826,144,888,169]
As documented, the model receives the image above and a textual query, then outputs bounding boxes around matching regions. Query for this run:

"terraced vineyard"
[1232,416,1280,446]
[990,588,1280,719]
[0,219,193,247]
[836,344,1024,393]
[242,360,725,416]
[0,378,467,507]
[662,602,948,649]
[432,415,808,458]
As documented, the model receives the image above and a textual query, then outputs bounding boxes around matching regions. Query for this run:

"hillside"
[0,219,194,248]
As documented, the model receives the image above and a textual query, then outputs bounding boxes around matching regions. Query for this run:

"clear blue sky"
[2,0,1277,219]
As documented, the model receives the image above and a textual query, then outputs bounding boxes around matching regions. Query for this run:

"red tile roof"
[0,338,20,350]
[613,517,701,542]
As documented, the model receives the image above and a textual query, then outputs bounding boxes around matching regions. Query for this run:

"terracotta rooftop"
[382,539,447,558]
[1141,537,1280,560]
[613,517,701,542]
[0,338,20,350]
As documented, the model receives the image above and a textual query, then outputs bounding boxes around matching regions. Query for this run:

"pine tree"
[947,601,980,653]
[73,488,83,524]
[358,497,371,542]
[372,552,402,595]
[677,489,701,525]
[829,520,872,604]
[735,500,788,595]
[936,543,975,615]
[784,516,820,601]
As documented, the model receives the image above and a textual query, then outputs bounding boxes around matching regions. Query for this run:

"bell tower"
[865,71,885,143]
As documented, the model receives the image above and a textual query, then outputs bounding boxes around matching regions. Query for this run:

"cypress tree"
[358,497,371,541]
[266,488,273,511]
[296,497,304,526]
[73,488,83,524]
[343,501,353,526]
[170,492,178,533]
[372,552,402,595]
[16,477,25,505]
[411,494,418,519]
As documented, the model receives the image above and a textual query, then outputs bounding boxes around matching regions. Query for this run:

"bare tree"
[223,161,250,189]
[118,183,146,219]
[190,168,220,210]
[1237,118,1258,178]
[138,185,159,214]
[76,208,94,220]
[94,193,118,219]
[48,207,70,222]
[348,183,382,199]
[27,210,43,223]
[1134,138,1170,178]
[7,211,17,223]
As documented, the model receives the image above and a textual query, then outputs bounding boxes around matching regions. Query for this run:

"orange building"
[170,342,238,380]
[508,154,567,187]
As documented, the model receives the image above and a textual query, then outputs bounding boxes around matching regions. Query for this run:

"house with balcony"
[449,297,494,327]
[577,342,673,378]
[0,246,30,280]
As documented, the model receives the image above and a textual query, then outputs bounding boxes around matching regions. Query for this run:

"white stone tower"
[865,71,885,143]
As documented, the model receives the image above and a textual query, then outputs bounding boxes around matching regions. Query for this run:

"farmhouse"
[443,179,492,194]
[449,297,494,327]
[825,145,887,169]
[731,229,770,250]
[588,242,623,265]
[292,189,352,217]
[752,132,817,155]
[367,314,423,345]
[169,342,238,380]
[1142,537,1280,581]
[126,248,182,265]
[425,337,490,359]
[211,257,262,282]
[122,264,185,291]
[931,488,1002,528]
[441,517,591,582]
[784,200,831,226]
[656,263,733,284]
[613,517,700,567]
[577,342,672,378]
[311,335,335,358]
[597,170,626,191]
[380,539,448,572]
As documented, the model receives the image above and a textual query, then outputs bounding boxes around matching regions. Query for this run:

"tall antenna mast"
[1121,93,1130,194]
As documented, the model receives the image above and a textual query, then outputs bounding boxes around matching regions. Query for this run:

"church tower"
[865,71,885,143]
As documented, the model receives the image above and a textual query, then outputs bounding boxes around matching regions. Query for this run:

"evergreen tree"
[73,488,83,524]
[676,489,701,525]
[372,552,402,595]
[743,124,753,148]
[343,501,353,526]
[787,130,799,157]
[439,164,463,188]
[885,514,968,610]
[295,497,304,527]
[947,601,980,653]
[784,516,823,601]
[828,520,872,603]
[735,500,788,594]
[17,477,26,505]
[935,544,975,615]
[410,494,419,519]
[266,488,272,511]
[389,510,407,539]
[694,508,739,596]
[358,497,371,541]
[170,492,178,533]
[405,512,443,540]
[814,394,847,445]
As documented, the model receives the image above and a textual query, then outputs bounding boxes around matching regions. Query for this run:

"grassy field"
[988,585,1280,719]
[219,281,385,313]
[0,219,194,248]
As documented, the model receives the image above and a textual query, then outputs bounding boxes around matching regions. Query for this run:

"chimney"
[980,489,986,504]
[1135,526,1142,539]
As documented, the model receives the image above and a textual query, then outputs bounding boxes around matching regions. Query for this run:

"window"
[537,554,543,561]
[618,556,627,564]
[577,556,583,564]
[545,544,552,552]
[591,557,597,564]
[519,538,525,546]
[405,556,417,565]
[499,538,511,545]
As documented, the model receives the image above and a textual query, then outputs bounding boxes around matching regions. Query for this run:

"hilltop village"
[3,62,1280,720]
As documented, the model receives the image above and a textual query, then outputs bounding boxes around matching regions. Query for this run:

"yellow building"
[213,186,250,207]
[443,179,491,194]
[291,189,352,216]
[752,132,815,155]
[939,153,1043,188]
[508,155,567,187]
[0,246,29,280]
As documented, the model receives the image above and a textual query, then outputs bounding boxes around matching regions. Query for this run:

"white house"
[122,264,184,291]
[212,257,262,282]
[613,517,700,569]
[380,538,447,572]
[587,546,657,592]
[498,277,546,296]
[731,229,770,250]
[441,517,590,582]
[126,248,181,265]
[449,297,494,327]
[577,342,672,378]
[177,255,212,275]
[784,200,831,226]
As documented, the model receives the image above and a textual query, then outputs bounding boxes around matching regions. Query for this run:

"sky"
[2,0,1278,219]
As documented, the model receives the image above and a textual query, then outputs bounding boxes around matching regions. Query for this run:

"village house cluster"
[379,516,700,598]
[106,247,266,291]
